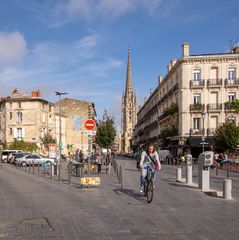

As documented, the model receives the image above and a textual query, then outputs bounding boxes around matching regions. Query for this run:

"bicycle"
[143,166,154,203]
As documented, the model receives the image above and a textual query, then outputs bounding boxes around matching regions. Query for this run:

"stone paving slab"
[0,161,239,239]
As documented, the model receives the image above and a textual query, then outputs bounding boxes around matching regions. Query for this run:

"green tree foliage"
[95,110,116,149]
[228,99,239,113]
[8,139,38,152]
[40,133,56,153]
[214,120,239,152]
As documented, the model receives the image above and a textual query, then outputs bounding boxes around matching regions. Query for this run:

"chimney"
[31,90,41,98]
[182,42,190,57]
[12,88,19,95]
[167,64,171,72]
[158,75,163,86]
[171,59,177,68]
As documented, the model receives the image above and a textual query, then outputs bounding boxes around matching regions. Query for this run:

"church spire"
[125,48,132,97]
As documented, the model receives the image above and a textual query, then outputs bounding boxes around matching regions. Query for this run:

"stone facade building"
[120,49,137,153]
[0,89,55,147]
[54,98,96,156]
[0,90,96,156]
[133,43,239,157]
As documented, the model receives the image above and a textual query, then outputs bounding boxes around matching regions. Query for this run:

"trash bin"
[75,163,84,177]
[53,164,58,175]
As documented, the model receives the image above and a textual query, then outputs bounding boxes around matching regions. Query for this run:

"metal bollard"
[119,165,123,189]
[223,179,232,200]
[38,163,40,175]
[43,164,46,177]
[176,167,182,181]
[216,163,218,176]
[227,163,229,179]
[50,163,53,179]
[28,163,30,173]
[186,166,192,184]
[32,161,35,174]
[68,163,71,185]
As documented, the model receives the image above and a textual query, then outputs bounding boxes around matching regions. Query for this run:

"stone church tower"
[120,49,137,153]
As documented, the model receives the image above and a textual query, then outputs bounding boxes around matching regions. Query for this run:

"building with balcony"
[133,43,239,157]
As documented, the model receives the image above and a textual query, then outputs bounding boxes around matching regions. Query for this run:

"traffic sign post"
[85,119,96,131]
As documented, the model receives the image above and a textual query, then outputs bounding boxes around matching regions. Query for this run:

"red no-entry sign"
[85,119,96,130]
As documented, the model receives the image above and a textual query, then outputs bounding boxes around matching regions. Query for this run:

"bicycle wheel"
[143,178,148,197]
[146,179,154,203]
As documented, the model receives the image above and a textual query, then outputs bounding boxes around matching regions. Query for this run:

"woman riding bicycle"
[140,144,161,193]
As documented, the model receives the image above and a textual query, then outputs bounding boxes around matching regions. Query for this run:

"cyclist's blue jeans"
[140,162,156,189]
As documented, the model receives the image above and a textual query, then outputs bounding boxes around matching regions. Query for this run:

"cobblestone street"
[0,159,239,240]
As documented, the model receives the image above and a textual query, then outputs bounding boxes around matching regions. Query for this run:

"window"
[18,102,21,108]
[228,67,236,80]
[193,93,201,104]
[228,92,236,102]
[193,69,201,82]
[10,102,12,108]
[17,112,23,123]
[129,117,132,122]
[193,118,200,130]
[49,105,52,112]
[16,128,23,140]
[9,112,12,120]
[10,128,12,135]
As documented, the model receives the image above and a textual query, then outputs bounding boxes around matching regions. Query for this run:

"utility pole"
[55,91,68,180]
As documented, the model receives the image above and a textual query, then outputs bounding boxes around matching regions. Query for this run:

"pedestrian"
[105,153,112,174]
[96,154,102,174]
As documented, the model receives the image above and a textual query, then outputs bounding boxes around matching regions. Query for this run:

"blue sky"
[0,0,238,129]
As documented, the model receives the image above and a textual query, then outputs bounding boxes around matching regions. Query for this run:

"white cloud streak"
[0,32,28,63]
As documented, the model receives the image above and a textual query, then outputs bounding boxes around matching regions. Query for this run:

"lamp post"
[201,112,206,153]
[55,91,68,180]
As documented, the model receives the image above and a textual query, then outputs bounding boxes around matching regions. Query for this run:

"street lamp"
[201,112,206,153]
[55,91,68,180]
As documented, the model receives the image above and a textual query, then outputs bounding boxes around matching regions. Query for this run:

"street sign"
[85,119,96,130]
[83,130,96,135]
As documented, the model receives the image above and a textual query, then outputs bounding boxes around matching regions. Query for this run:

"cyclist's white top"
[140,151,161,168]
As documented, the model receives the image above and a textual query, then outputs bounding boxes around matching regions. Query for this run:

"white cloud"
[74,35,97,49]
[0,32,28,63]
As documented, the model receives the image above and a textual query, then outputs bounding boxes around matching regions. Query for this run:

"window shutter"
[22,128,25,138]
[13,128,17,138]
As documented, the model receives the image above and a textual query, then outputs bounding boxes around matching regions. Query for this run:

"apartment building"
[133,43,239,156]
[0,89,55,147]
[54,98,97,156]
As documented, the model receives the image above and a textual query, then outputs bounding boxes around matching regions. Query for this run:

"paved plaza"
[0,159,238,240]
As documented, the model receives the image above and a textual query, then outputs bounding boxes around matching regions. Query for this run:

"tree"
[8,139,38,152]
[214,120,239,152]
[95,110,116,149]
[228,99,239,113]
[40,133,56,156]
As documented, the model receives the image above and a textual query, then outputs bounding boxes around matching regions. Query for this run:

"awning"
[188,137,215,147]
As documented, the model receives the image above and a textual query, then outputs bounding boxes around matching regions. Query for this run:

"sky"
[0,0,239,130]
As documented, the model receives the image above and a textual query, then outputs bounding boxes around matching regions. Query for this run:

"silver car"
[16,154,56,166]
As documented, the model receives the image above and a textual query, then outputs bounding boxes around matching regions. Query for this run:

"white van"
[1,150,23,163]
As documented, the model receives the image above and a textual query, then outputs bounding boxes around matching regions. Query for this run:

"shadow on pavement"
[124,168,139,172]
[113,188,146,203]
[169,182,198,189]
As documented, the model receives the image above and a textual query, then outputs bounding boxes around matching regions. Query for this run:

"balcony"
[190,80,205,88]
[190,128,205,136]
[190,103,205,112]
[225,78,239,87]
[207,79,222,87]
[207,103,222,112]
[224,101,237,112]
[207,128,216,136]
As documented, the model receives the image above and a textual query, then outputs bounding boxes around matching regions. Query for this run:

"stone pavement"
[0,159,239,240]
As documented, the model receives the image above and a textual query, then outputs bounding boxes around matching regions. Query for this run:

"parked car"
[15,154,56,166]
[12,152,31,164]
[1,150,23,163]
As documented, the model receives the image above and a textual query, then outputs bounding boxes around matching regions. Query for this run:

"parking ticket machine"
[198,151,214,190]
